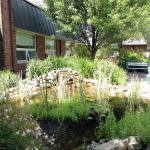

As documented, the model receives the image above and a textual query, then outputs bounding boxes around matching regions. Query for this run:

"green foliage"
[0,100,45,149]
[96,111,150,144]
[71,44,90,58]
[119,49,150,68]
[95,60,127,85]
[0,70,19,89]
[96,47,115,59]
[27,57,126,84]
[29,99,98,122]
[45,0,150,58]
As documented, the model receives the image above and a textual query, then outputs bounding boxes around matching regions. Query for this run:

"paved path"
[127,72,150,99]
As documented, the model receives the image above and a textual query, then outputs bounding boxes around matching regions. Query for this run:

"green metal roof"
[11,0,57,36]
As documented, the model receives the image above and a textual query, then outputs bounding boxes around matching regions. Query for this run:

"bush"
[95,60,127,85]
[119,49,150,68]
[0,70,19,90]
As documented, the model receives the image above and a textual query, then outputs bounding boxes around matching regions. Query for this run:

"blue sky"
[27,0,44,6]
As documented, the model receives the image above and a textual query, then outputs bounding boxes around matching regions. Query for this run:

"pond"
[31,85,130,150]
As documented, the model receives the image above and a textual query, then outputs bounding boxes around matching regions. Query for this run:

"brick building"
[122,38,147,51]
[0,0,66,72]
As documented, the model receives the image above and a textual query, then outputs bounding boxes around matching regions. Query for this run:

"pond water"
[39,119,97,150]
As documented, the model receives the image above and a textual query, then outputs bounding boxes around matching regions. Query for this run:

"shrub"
[95,60,127,85]
[119,49,150,68]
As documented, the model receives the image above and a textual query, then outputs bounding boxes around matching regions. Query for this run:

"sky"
[27,0,44,6]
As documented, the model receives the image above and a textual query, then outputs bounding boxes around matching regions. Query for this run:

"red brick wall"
[122,45,147,51]
[36,35,45,60]
[0,0,15,70]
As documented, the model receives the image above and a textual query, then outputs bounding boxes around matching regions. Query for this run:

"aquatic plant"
[29,98,100,122]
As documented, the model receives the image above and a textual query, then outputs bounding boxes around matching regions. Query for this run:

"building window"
[45,37,55,56]
[16,31,37,63]
[65,41,72,50]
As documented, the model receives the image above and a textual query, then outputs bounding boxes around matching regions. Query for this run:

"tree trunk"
[90,26,97,59]
[91,47,97,59]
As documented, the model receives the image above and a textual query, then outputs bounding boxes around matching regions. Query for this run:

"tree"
[45,0,150,59]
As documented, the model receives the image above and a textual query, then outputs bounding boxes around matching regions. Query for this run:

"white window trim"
[17,48,37,64]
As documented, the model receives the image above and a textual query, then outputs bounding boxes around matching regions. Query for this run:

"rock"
[87,139,127,150]
[146,145,150,150]
[127,136,141,150]
[99,139,108,144]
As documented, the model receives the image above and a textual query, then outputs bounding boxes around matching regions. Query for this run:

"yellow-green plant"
[95,60,127,85]
[0,70,19,98]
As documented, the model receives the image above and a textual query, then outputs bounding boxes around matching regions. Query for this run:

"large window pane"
[16,51,26,61]
[16,32,35,48]
[45,38,55,56]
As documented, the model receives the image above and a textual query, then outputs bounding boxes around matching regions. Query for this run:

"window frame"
[16,31,37,64]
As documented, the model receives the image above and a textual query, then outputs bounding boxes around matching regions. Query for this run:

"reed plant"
[128,76,141,111]
[94,66,111,105]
